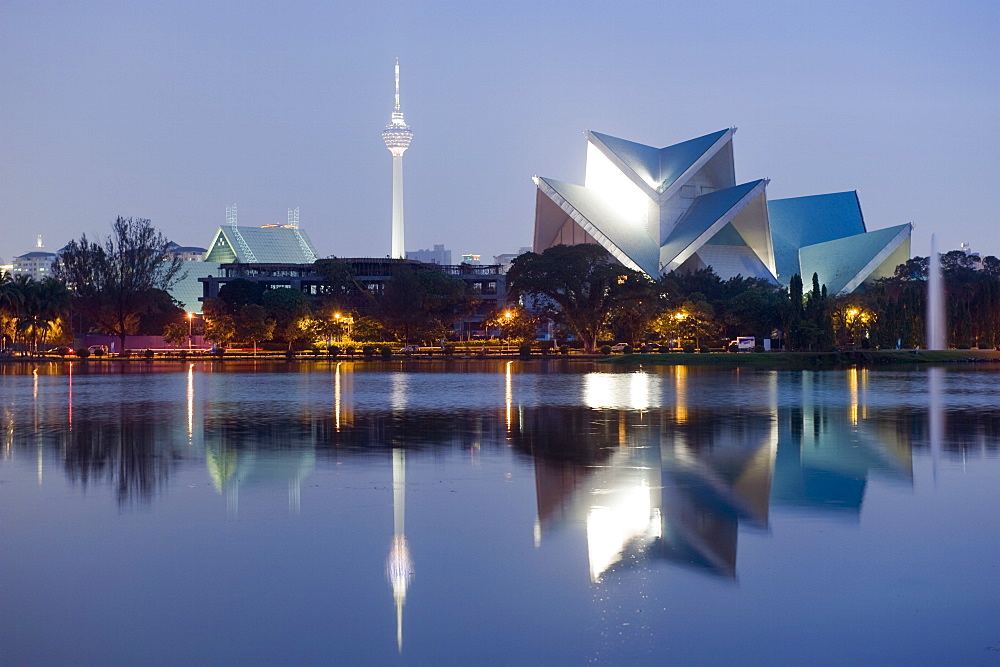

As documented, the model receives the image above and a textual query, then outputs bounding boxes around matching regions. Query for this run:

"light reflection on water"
[2,360,1000,664]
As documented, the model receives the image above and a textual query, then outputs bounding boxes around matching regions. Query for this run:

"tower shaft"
[391,156,405,259]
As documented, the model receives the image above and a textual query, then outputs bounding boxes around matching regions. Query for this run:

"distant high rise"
[406,244,451,265]
[382,59,413,259]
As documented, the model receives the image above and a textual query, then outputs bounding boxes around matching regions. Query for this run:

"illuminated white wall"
[585,142,649,226]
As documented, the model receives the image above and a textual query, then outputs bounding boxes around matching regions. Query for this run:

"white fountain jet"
[926,234,946,350]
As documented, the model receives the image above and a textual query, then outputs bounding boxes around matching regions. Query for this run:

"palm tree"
[0,271,24,352]
[12,276,70,354]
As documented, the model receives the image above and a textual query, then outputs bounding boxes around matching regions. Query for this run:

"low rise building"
[167,242,207,262]
[198,258,505,337]
[13,251,58,281]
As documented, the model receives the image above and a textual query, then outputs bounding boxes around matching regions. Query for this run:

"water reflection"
[2,363,999,578]
[387,448,412,653]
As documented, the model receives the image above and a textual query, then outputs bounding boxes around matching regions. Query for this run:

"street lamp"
[187,312,194,350]
[502,311,513,354]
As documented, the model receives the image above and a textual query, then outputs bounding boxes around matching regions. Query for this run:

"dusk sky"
[1,0,997,263]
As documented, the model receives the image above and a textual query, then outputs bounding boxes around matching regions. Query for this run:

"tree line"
[2,217,482,355]
[508,244,1000,352]
[5,217,1000,356]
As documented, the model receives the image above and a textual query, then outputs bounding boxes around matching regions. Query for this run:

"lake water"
[2,360,1000,665]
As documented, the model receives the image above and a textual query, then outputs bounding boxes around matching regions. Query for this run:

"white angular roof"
[533,129,911,291]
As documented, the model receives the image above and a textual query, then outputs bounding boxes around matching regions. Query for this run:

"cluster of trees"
[55,216,187,352]
[861,251,1000,349]
[0,273,71,354]
[198,260,480,351]
[3,216,482,355]
[507,244,814,352]
[508,244,1000,353]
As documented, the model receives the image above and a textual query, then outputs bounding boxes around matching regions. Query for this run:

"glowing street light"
[187,312,194,350]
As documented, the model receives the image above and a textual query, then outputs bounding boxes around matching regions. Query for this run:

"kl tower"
[382,59,413,259]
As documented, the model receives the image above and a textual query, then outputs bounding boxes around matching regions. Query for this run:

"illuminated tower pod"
[382,59,413,259]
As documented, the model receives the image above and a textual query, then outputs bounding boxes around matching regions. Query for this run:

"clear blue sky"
[1,0,997,263]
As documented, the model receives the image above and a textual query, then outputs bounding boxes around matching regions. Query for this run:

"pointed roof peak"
[588,128,733,194]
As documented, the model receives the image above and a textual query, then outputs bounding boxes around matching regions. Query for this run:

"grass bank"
[599,349,1000,369]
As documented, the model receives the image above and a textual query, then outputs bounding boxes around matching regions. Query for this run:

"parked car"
[47,345,74,356]
[400,345,420,354]
[610,343,629,353]
[87,344,109,356]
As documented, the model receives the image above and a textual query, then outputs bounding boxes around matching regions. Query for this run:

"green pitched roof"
[205,226,318,264]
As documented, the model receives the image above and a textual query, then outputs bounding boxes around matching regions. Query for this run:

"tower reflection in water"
[387,448,411,653]
[5,361,987,657]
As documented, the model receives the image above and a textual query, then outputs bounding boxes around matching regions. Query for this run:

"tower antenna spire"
[394,57,401,112]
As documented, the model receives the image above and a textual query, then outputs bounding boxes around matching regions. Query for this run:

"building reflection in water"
[525,368,917,582]
[7,362,1000,591]
[204,436,316,519]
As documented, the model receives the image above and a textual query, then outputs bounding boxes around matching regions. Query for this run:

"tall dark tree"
[54,217,185,354]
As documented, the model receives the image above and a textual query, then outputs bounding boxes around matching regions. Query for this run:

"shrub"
[622,344,633,355]
[344,346,356,357]
[328,345,340,357]
[559,344,569,355]
[144,349,154,359]
[682,343,696,354]
[179,350,188,360]
[92,347,106,358]
[380,346,392,359]
[362,345,375,358]
[76,348,90,359]
[699,345,710,354]
[518,343,532,357]
[600,345,612,355]
[754,344,765,353]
